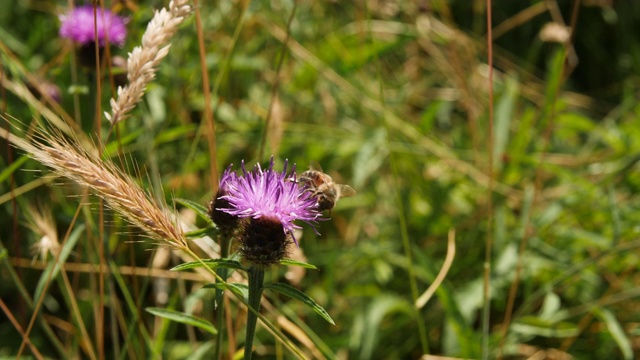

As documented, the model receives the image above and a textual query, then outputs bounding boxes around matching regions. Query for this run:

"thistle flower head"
[209,165,241,236]
[216,157,323,266]
[59,5,127,46]
[218,164,239,197]
[218,157,322,244]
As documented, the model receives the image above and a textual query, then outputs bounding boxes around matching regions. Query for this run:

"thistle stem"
[245,266,265,360]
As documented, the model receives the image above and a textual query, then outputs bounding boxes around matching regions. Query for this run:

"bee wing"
[337,184,356,197]
[308,160,324,172]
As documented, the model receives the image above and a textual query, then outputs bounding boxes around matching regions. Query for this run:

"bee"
[298,161,356,212]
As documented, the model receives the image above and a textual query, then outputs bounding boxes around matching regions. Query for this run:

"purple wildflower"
[208,165,240,236]
[218,157,323,245]
[59,5,127,46]
[218,164,239,194]
[28,79,62,103]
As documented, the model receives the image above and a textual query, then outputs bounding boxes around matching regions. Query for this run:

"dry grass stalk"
[6,124,188,248]
[106,0,192,125]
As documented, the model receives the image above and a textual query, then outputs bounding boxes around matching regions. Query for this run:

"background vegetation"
[2,0,640,359]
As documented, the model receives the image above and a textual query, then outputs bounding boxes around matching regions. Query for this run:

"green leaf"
[186,341,214,360]
[493,76,518,170]
[351,295,414,359]
[153,124,198,146]
[185,227,218,239]
[0,155,29,184]
[109,261,159,358]
[104,128,144,155]
[68,84,89,95]
[34,224,86,302]
[145,307,218,335]
[593,308,633,360]
[264,282,335,325]
[543,49,565,112]
[539,292,561,320]
[174,198,215,227]
[171,259,245,272]
[353,127,388,189]
[203,283,249,302]
[279,258,318,270]
[555,226,610,248]
[512,316,579,338]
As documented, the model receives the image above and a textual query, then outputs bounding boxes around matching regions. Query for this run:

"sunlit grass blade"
[278,258,318,269]
[174,198,216,227]
[0,155,29,184]
[493,76,518,170]
[109,261,158,359]
[511,316,579,338]
[263,282,334,325]
[185,227,218,239]
[351,295,415,359]
[593,308,633,360]
[146,307,218,335]
[204,282,249,303]
[171,259,245,272]
[33,224,85,302]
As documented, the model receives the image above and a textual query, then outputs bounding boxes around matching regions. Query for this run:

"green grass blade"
[174,198,215,227]
[146,307,218,335]
[33,224,85,302]
[109,261,158,360]
[204,282,249,303]
[263,282,334,325]
[351,295,415,359]
[493,76,518,170]
[511,316,579,338]
[185,226,218,239]
[593,308,633,360]
[171,259,245,272]
[0,154,29,184]
[278,258,318,269]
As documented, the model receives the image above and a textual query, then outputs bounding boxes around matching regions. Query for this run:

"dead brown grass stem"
[192,0,219,193]
[10,257,205,281]
[0,298,45,360]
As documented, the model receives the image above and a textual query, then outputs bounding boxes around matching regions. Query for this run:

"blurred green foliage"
[2,0,640,359]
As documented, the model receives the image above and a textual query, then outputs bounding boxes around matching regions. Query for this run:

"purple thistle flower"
[219,164,239,194]
[218,157,323,245]
[59,5,127,46]
[208,165,241,236]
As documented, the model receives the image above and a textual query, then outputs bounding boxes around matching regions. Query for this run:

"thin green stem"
[245,266,265,360]
[483,1,495,359]
[214,234,231,360]
[182,247,307,359]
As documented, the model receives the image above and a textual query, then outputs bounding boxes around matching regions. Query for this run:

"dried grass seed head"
[25,129,188,249]
[106,0,192,125]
